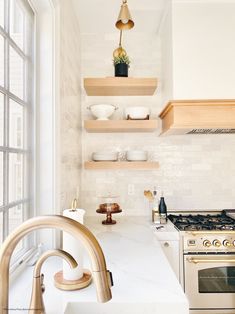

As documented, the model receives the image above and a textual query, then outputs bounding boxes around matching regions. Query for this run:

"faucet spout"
[0,215,112,313]
[29,249,77,314]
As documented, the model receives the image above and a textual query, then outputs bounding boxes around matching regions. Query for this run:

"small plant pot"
[115,63,128,77]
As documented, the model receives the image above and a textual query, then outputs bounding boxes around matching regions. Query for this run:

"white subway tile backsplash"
[59,0,82,210]
[77,32,235,216]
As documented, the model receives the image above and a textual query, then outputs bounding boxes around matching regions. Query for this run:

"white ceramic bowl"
[92,152,118,161]
[88,104,118,120]
[124,106,150,120]
[126,150,148,161]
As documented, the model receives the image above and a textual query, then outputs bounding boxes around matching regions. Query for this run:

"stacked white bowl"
[126,150,148,161]
[92,152,118,161]
[124,106,150,120]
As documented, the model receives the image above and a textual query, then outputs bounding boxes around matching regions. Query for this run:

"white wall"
[160,1,173,105]
[30,0,82,248]
[59,0,82,211]
[172,0,235,99]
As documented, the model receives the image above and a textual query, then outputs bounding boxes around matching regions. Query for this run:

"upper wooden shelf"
[84,120,158,133]
[84,77,158,96]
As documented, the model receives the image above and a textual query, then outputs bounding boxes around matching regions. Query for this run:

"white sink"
[65,302,132,314]
[64,302,184,314]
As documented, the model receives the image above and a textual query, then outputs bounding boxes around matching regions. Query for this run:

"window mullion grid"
[0,28,29,62]
[2,100,8,239]
[0,86,28,107]
[2,0,9,239]
[1,0,34,256]
[3,0,8,33]
[0,198,29,212]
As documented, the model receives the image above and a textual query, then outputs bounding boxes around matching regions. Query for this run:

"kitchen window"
[0,0,35,265]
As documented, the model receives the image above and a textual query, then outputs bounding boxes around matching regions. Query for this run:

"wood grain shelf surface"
[84,77,158,96]
[159,99,235,135]
[84,161,159,170]
[84,120,158,133]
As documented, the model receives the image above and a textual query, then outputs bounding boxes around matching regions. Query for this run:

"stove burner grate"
[168,211,235,231]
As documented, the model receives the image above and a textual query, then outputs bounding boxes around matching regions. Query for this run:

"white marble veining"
[9,217,188,314]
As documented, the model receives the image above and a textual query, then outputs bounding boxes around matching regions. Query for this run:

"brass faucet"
[29,249,77,314]
[0,215,113,313]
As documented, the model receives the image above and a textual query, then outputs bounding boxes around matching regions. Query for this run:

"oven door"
[184,254,235,310]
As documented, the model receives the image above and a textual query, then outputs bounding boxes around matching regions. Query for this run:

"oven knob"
[223,240,231,247]
[203,240,211,247]
[213,240,221,247]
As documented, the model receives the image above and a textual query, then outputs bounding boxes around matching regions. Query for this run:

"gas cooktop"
[168,211,235,231]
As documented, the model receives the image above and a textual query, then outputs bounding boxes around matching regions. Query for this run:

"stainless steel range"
[168,211,235,314]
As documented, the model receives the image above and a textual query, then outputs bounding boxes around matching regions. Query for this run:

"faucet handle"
[107,271,114,287]
[40,274,45,293]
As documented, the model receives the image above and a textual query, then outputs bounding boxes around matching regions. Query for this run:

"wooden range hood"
[159,99,235,135]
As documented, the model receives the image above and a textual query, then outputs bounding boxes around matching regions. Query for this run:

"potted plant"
[113,54,130,77]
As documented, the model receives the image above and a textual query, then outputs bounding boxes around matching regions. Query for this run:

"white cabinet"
[154,222,180,280]
[159,240,179,280]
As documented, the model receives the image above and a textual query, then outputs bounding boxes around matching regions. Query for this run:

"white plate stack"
[92,152,118,161]
[126,150,148,161]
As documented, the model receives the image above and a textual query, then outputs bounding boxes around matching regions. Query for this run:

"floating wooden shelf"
[84,77,158,96]
[84,120,158,133]
[84,161,159,170]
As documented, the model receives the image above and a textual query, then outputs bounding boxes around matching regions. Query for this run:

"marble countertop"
[9,216,188,314]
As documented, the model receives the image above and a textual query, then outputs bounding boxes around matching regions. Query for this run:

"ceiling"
[71,0,170,34]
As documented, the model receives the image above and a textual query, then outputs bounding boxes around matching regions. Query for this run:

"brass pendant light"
[115,0,134,30]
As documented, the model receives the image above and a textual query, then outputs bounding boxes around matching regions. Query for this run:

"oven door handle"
[187,231,235,235]
[187,257,235,264]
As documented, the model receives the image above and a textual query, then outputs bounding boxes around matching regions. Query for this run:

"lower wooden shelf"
[84,120,158,133]
[84,161,159,170]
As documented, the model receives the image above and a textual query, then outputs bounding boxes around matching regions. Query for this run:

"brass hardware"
[113,45,127,58]
[112,31,127,59]
[71,198,78,211]
[119,30,123,47]
[223,240,232,247]
[213,239,221,247]
[0,215,112,312]
[203,240,211,247]
[187,257,235,264]
[29,249,77,313]
[115,0,134,30]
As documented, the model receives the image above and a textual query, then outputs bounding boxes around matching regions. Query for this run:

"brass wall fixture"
[113,31,127,58]
[113,0,134,73]
[115,0,134,30]
[0,215,113,313]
